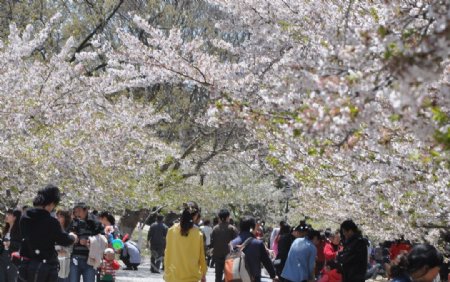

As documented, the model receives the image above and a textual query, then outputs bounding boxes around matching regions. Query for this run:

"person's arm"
[122,243,128,256]
[148,225,154,243]
[259,241,277,279]
[324,244,337,261]
[164,229,172,274]
[199,232,207,277]
[107,233,114,244]
[210,228,215,248]
[308,247,317,281]
[54,220,76,246]
[112,260,120,270]
[232,226,238,237]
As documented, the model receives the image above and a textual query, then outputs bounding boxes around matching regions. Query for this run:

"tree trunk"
[118,209,148,237]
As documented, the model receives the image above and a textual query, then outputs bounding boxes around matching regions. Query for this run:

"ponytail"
[180,202,200,236]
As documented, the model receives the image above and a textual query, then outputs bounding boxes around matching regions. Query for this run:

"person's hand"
[268,249,275,259]
[105,226,114,235]
[69,232,78,243]
[272,276,280,282]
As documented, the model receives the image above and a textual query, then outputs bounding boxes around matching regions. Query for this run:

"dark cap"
[73,202,88,209]
[294,223,310,232]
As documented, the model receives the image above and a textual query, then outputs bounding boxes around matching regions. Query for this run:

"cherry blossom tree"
[104,0,449,240]
[0,0,448,242]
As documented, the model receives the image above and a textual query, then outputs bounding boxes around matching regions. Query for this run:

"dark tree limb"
[69,0,125,62]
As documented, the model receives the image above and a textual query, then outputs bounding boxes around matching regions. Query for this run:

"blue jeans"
[69,257,96,282]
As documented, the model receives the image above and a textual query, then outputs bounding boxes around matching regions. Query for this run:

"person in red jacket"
[396,236,412,258]
[324,229,342,262]
[98,248,120,282]
[320,229,343,282]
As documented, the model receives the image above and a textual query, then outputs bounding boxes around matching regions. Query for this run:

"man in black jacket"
[210,209,238,282]
[69,202,103,282]
[148,214,168,273]
[19,185,77,282]
[337,220,368,282]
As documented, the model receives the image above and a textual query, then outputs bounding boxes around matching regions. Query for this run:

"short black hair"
[280,224,291,235]
[33,184,61,207]
[218,209,230,221]
[407,244,443,273]
[239,216,256,232]
[99,211,115,225]
[203,219,210,226]
[156,214,164,222]
[307,229,321,241]
[340,219,359,233]
[73,202,88,210]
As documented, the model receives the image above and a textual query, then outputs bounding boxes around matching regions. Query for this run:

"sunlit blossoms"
[0,1,448,242]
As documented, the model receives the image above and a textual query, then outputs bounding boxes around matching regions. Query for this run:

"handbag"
[224,237,254,282]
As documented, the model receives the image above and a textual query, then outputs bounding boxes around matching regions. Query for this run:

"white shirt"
[200,225,213,246]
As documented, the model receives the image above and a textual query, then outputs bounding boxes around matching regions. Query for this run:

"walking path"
[115,259,387,282]
[116,257,273,281]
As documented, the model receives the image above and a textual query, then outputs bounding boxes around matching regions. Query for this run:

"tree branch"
[69,0,124,62]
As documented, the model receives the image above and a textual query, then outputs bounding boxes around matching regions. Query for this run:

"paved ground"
[114,257,389,282]
[116,257,273,281]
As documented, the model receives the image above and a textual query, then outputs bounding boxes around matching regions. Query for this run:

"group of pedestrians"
[0,185,141,282]
[0,185,447,282]
[267,220,446,282]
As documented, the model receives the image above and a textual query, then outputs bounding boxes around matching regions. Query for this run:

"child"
[318,260,342,282]
[98,248,120,282]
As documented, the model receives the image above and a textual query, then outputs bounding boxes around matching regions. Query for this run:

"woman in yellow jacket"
[164,202,207,282]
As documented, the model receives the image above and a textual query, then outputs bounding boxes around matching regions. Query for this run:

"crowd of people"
[0,185,141,282]
[0,184,448,282]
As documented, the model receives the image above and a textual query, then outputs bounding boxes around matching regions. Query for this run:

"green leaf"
[308,148,318,156]
[389,114,402,122]
[431,107,449,125]
[369,7,380,23]
[349,104,359,119]
[434,128,450,150]
[377,25,388,38]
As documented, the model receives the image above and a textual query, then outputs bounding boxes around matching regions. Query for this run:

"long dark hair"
[56,210,72,231]
[3,209,22,240]
[180,202,200,236]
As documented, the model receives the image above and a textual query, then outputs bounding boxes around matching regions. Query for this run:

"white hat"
[104,248,115,254]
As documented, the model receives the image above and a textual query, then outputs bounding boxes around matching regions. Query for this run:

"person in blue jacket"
[281,229,321,282]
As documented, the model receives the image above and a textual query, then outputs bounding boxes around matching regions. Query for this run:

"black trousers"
[18,260,58,282]
[150,246,164,272]
[214,256,225,282]
[121,256,139,270]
